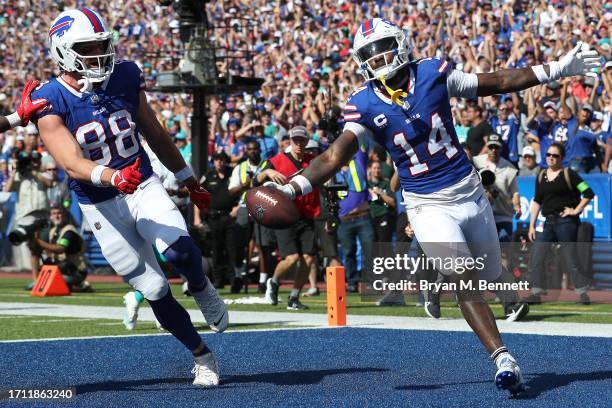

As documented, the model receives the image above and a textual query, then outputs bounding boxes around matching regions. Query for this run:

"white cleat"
[122,291,141,330]
[192,276,229,333]
[495,357,525,396]
[192,352,220,387]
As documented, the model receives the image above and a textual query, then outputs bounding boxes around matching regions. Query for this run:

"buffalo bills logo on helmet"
[49,16,75,38]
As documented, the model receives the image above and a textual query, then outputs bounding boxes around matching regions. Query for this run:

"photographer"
[473,135,529,321]
[368,160,395,242]
[4,151,51,288]
[28,206,91,292]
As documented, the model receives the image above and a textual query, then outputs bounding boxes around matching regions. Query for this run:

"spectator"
[466,104,493,156]
[519,146,540,176]
[564,104,604,173]
[525,143,595,306]
[489,103,520,166]
[258,126,320,310]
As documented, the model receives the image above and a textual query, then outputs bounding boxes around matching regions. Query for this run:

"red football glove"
[186,179,211,212]
[17,80,48,126]
[111,158,142,194]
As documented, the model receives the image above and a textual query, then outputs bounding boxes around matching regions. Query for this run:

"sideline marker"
[31,265,71,297]
[326,266,346,326]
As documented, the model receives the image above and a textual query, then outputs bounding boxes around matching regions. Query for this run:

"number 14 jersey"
[343,57,473,195]
[32,60,153,204]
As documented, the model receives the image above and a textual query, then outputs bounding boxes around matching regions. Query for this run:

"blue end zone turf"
[1,328,611,407]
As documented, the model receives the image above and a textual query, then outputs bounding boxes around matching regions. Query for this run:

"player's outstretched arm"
[474,42,600,96]
[267,130,359,198]
[37,116,141,194]
[0,80,48,133]
[136,90,210,210]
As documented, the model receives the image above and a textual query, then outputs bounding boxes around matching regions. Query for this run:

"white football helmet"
[48,8,115,85]
[352,18,414,81]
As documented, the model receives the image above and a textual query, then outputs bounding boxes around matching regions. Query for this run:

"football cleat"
[505,302,529,322]
[265,278,279,305]
[287,296,308,310]
[376,290,406,307]
[424,288,441,318]
[192,352,220,387]
[495,357,525,396]
[122,291,141,330]
[191,276,229,333]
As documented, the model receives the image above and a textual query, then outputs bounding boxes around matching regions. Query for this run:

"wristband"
[531,65,549,83]
[91,165,108,186]
[6,112,21,128]
[175,166,195,182]
[291,174,313,195]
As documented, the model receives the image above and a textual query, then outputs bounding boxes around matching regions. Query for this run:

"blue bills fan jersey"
[490,116,519,163]
[32,60,153,204]
[343,58,472,195]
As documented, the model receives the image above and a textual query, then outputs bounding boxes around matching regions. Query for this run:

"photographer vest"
[269,152,320,219]
[49,224,86,270]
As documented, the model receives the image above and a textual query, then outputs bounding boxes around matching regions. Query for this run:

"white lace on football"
[255,190,279,206]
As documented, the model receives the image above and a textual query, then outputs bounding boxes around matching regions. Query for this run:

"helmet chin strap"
[378,74,408,107]
[77,77,93,93]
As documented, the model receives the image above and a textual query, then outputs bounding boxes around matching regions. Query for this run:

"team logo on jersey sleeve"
[373,113,388,128]
[49,16,75,38]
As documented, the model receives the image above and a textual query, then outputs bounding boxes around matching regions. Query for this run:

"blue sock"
[148,289,202,351]
[163,236,207,291]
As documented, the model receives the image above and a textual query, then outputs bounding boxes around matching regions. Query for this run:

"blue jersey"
[490,116,519,163]
[32,60,153,204]
[564,126,599,165]
[343,58,471,195]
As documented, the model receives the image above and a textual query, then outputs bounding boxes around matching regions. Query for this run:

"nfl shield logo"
[94,222,102,230]
[90,95,100,104]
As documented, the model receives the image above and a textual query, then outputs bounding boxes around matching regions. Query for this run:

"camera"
[9,210,50,245]
[479,168,496,189]
[322,182,348,233]
[16,151,41,175]
[318,106,342,143]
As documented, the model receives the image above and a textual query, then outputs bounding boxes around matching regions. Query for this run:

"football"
[246,186,299,229]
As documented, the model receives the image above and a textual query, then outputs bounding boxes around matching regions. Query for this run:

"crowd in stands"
[0,1,610,297]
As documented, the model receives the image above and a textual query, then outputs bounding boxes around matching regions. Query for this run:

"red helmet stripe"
[79,8,104,33]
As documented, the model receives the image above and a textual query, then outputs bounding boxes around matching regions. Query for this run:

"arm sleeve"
[343,122,373,147]
[446,69,479,99]
[569,169,595,199]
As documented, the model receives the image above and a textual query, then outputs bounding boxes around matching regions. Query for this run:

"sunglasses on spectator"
[546,153,561,158]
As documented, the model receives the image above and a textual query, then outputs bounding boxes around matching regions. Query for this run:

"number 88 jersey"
[343,58,473,195]
[32,60,153,204]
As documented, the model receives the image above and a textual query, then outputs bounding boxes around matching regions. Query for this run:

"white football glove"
[549,41,601,80]
[263,181,296,200]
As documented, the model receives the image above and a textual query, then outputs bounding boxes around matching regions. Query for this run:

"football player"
[32,9,227,387]
[266,18,600,395]
[0,79,47,133]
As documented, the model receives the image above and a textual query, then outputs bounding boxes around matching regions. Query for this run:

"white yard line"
[1,301,612,341]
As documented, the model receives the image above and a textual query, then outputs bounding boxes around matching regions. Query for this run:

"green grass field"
[1,277,611,341]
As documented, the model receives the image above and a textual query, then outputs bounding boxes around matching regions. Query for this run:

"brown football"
[246,186,299,229]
